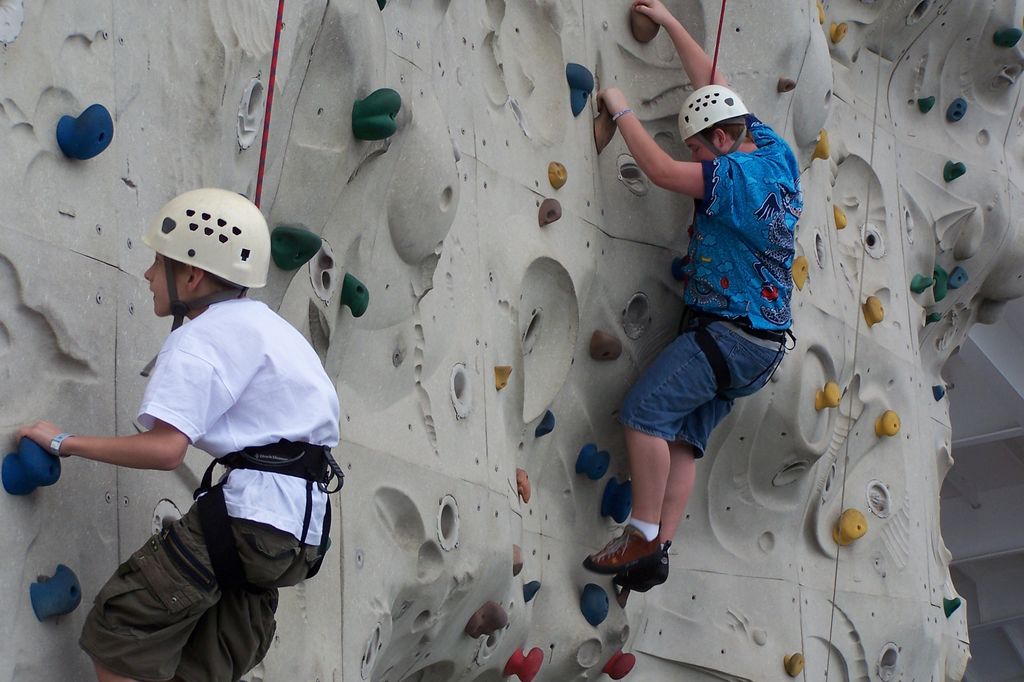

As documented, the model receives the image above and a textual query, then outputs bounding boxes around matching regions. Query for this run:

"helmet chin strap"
[696,123,747,157]
[140,260,246,377]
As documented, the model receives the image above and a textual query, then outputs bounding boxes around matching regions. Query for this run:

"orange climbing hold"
[830,22,848,44]
[603,651,637,679]
[495,365,513,390]
[833,508,867,546]
[792,256,809,290]
[875,410,900,437]
[862,296,884,327]
[516,468,532,503]
[813,129,830,160]
[548,162,567,189]
[833,205,847,230]
[816,1,825,24]
[504,647,544,682]
[815,381,841,411]
[784,653,805,677]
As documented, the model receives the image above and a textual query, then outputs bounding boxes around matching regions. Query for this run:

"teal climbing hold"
[565,63,595,117]
[910,274,934,294]
[56,103,114,160]
[917,96,936,114]
[3,438,61,496]
[270,226,322,270]
[994,28,1023,48]
[948,266,968,290]
[31,565,82,621]
[946,98,967,123]
[943,596,962,618]
[352,88,402,141]
[523,580,541,603]
[535,410,555,438]
[933,265,949,302]
[943,161,966,182]
[580,584,610,627]
[932,385,946,401]
[340,273,369,317]
[377,0,387,9]
[576,444,610,480]
[925,312,942,325]
[600,477,632,523]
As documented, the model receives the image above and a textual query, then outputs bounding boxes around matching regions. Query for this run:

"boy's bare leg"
[624,426,671,525]
[656,442,697,543]
[94,662,137,682]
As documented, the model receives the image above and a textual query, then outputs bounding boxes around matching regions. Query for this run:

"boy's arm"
[16,419,190,471]
[632,0,727,88]
[601,89,706,199]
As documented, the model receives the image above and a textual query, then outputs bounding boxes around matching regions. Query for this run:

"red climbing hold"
[504,647,544,682]
[603,651,637,679]
[720,277,729,289]
[761,285,778,301]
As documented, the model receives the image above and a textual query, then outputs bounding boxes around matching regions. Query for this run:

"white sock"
[628,518,660,541]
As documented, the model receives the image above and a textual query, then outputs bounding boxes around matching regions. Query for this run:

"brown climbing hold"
[495,365,513,390]
[465,601,509,638]
[538,198,562,227]
[516,468,531,503]
[630,7,659,43]
[777,77,797,93]
[590,330,622,361]
[512,544,524,576]
[594,103,616,155]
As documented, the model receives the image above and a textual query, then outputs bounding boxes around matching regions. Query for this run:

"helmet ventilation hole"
[201,213,211,220]
[204,227,214,236]
[217,218,226,227]
[240,248,251,262]
[189,223,199,231]
[161,218,176,234]
[219,235,228,243]
[232,227,241,236]
[187,249,196,257]
[186,209,195,217]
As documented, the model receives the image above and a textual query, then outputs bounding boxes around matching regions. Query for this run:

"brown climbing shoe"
[583,526,662,574]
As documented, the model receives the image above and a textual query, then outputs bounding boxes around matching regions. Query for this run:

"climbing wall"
[2,0,1022,680]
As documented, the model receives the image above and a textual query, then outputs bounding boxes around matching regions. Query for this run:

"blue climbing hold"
[3,438,61,496]
[600,477,632,523]
[56,104,114,160]
[576,444,610,481]
[535,410,556,438]
[671,257,687,282]
[523,580,541,603]
[932,385,946,401]
[30,564,82,621]
[946,98,967,123]
[565,63,595,117]
[948,266,968,290]
[580,583,609,627]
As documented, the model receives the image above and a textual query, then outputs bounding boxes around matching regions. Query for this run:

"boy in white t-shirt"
[17,188,342,682]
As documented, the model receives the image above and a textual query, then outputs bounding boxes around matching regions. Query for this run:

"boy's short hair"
[705,116,750,143]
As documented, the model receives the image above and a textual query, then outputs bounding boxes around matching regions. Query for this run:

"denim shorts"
[618,321,784,457]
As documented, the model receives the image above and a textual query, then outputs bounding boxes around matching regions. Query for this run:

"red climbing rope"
[254,0,286,209]
[709,0,728,84]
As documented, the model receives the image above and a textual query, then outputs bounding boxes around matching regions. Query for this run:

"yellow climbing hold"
[495,365,513,391]
[830,22,848,44]
[833,508,868,546]
[875,410,900,437]
[813,129,830,160]
[792,256,809,291]
[815,381,841,411]
[833,205,848,230]
[548,162,567,190]
[862,296,884,327]
[817,1,825,25]
[784,653,805,677]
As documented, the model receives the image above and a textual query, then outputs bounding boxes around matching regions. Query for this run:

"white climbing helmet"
[678,84,749,140]
[143,188,270,289]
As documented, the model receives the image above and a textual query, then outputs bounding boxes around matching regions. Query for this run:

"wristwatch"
[49,433,74,458]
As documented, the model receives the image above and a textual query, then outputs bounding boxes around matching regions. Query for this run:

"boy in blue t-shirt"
[583,0,802,585]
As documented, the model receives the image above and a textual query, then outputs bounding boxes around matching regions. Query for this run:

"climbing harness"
[254,0,286,208]
[194,439,345,589]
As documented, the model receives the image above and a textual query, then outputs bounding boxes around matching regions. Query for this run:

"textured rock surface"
[3,0,1023,680]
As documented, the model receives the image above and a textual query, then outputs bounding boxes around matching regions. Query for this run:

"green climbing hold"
[910,274,934,294]
[341,273,369,318]
[943,161,966,183]
[352,88,402,141]
[943,596,962,618]
[377,0,387,9]
[917,96,936,114]
[994,28,1022,48]
[271,226,323,270]
[933,265,949,302]
[925,312,942,325]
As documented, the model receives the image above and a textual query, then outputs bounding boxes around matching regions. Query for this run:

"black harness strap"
[694,325,733,398]
[193,439,344,589]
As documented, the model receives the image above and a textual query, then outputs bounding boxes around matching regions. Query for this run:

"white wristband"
[612,108,634,122]
[49,433,74,458]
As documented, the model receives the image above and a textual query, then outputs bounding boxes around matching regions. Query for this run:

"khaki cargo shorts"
[80,503,320,682]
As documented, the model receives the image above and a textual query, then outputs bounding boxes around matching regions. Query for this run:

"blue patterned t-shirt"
[680,115,802,330]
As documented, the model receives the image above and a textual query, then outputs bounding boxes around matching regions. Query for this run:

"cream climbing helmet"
[143,188,270,289]
[678,84,749,142]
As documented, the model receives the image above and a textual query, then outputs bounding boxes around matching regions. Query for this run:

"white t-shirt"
[138,298,340,545]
